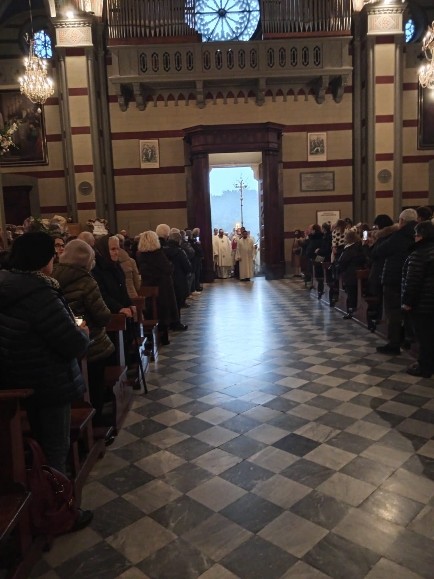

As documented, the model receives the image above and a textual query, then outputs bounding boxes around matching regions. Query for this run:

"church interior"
[2,0,434,577]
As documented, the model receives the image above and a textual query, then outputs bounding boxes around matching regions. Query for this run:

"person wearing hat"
[53,239,115,426]
[0,232,94,530]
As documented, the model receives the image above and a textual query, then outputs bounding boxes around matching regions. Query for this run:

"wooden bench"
[0,390,46,579]
[137,287,161,362]
[105,314,133,433]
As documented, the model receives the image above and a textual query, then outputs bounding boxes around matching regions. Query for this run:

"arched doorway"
[184,123,285,282]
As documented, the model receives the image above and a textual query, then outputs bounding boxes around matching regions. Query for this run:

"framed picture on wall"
[317,210,340,225]
[307,132,327,162]
[418,85,434,149]
[140,139,160,169]
[0,90,48,166]
[300,171,335,192]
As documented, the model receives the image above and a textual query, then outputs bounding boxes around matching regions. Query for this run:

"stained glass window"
[194,0,260,42]
[405,19,416,43]
[34,30,53,59]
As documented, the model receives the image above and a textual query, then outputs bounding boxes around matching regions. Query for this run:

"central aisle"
[33,278,434,579]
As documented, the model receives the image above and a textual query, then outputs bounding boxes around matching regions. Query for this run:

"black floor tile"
[221,535,297,579]
[150,495,214,535]
[272,433,320,457]
[220,493,284,533]
[290,489,351,530]
[304,532,381,579]
[282,459,335,488]
[138,538,213,579]
[219,461,274,491]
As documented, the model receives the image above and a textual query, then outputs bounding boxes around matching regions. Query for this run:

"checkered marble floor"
[31,277,434,579]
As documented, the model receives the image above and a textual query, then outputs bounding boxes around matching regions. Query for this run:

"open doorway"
[209,152,261,277]
[184,122,285,282]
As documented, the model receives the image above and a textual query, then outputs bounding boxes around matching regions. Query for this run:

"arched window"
[192,0,260,42]
[33,30,53,59]
[405,18,416,43]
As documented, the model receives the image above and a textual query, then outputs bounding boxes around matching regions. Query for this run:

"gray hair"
[77,231,95,247]
[155,224,170,239]
[138,230,161,252]
[399,208,417,223]
[169,231,182,245]
[344,230,360,244]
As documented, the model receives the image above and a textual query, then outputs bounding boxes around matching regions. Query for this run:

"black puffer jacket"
[92,253,131,313]
[138,249,179,326]
[371,221,416,287]
[306,232,324,259]
[402,238,434,313]
[53,263,115,363]
[0,271,89,407]
[164,241,192,304]
[336,242,366,286]
[366,224,399,296]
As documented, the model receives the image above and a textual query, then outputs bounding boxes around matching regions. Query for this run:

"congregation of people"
[292,205,434,381]
[1,205,434,549]
[0,221,207,535]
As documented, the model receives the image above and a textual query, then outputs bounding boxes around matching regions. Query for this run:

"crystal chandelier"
[419,21,434,90]
[18,0,54,104]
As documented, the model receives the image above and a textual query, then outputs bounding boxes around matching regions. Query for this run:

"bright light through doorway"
[209,165,259,239]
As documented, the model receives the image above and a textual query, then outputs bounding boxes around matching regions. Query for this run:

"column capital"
[53,15,94,47]
[366,2,406,36]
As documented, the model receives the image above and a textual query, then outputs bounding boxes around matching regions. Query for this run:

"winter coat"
[402,238,434,314]
[52,263,115,363]
[164,241,192,304]
[0,270,89,407]
[306,232,324,260]
[317,232,332,262]
[137,249,179,326]
[118,248,141,299]
[336,242,366,286]
[371,221,417,288]
[181,240,196,264]
[366,224,398,296]
[92,253,132,313]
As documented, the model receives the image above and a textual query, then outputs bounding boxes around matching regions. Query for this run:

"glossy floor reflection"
[32,278,434,579]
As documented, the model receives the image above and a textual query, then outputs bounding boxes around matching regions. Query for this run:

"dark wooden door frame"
[184,122,285,282]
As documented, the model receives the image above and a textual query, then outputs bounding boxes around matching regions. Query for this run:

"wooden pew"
[105,314,133,433]
[137,286,161,362]
[0,390,45,579]
[130,296,149,393]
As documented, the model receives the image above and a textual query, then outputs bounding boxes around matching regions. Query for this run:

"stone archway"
[184,123,285,282]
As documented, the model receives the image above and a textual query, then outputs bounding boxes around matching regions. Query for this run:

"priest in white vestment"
[235,230,255,281]
[213,229,233,278]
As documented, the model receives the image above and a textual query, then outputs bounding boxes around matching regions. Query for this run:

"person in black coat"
[137,231,184,343]
[336,230,366,319]
[313,223,332,299]
[371,208,417,354]
[364,215,397,331]
[0,232,89,474]
[402,220,434,377]
[305,224,323,289]
[164,231,192,312]
[190,227,204,292]
[92,235,134,318]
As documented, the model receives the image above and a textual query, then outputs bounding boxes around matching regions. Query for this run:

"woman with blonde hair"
[137,231,183,344]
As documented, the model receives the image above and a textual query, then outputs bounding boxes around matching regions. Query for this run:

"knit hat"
[60,239,95,271]
[9,232,55,271]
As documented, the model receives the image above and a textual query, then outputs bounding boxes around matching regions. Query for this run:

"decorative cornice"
[52,16,93,29]
[111,81,349,110]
